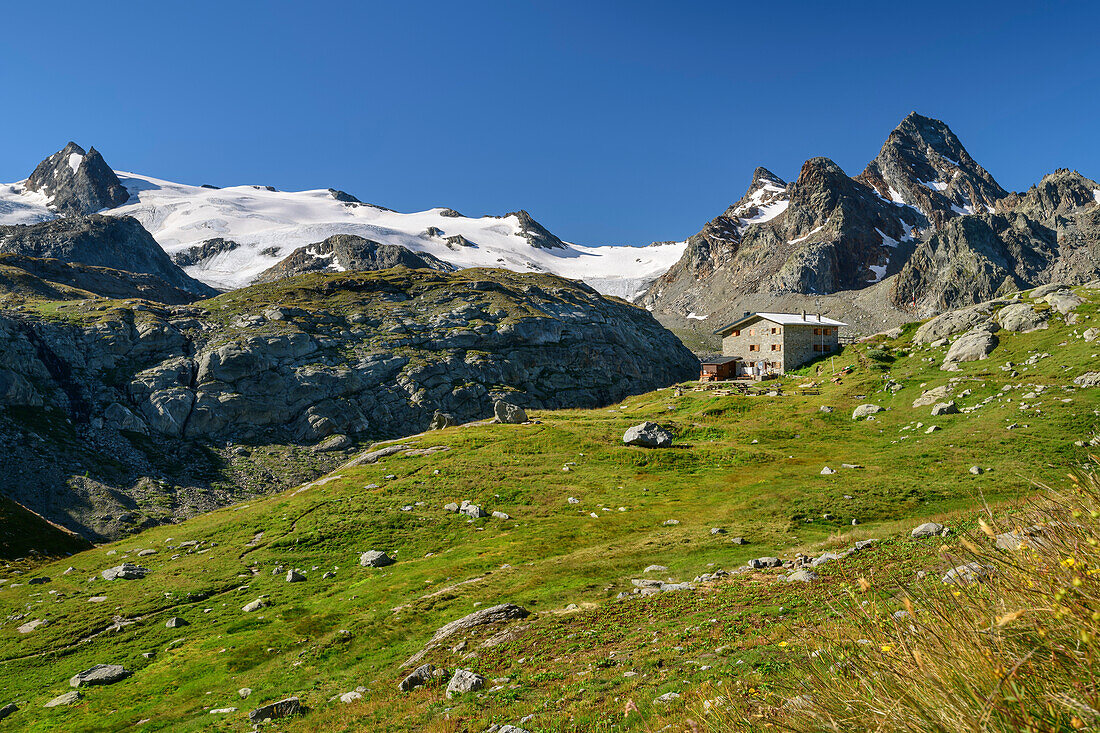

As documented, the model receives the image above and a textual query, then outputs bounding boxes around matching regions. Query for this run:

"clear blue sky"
[2,1,1097,245]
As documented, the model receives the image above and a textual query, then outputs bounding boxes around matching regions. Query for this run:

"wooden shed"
[699,356,741,382]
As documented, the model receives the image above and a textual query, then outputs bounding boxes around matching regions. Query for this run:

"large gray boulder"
[623,421,673,448]
[445,669,485,698]
[911,522,947,538]
[912,384,952,408]
[930,401,959,416]
[101,563,149,580]
[44,691,82,707]
[493,400,528,424]
[70,664,130,687]
[942,327,998,370]
[852,404,884,420]
[1074,372,1100,389]
[942,562,995,585]
[996,303,1047,332]
[913,302,997,344]
[248,697,301,723]
[399,663,436,692]
[359,550,394,567]
[1045,290,1084,314]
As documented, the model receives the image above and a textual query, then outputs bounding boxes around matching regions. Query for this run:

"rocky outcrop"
[24,142,130,216]
[0,254,204,304]
[0,215,216,298]
[255,235,453,283]
[892,213,1070,313]
[171,238,241,268]
[0,268,696,541]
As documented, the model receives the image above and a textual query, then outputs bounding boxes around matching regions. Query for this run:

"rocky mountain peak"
[505,209,568,250]
[858,112,1006,229]
[24,142,130,216]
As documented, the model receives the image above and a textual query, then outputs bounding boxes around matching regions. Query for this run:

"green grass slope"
[0,285,1098,731]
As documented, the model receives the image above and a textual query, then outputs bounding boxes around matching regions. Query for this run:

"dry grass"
[768,461,1100,732]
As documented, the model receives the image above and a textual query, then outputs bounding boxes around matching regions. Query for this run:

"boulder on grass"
[248,697,301,723]
[493,400,528,424]
[70,664,130,688]
[445,669,485,699]
[359,550,394,567]
[623,421,673,448]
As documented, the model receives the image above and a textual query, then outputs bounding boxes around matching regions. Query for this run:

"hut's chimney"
[801,309,806,319]
[816,312,821,321]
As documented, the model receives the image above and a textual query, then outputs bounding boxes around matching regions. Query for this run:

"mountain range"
[2,115,1098,337]
[0,144,682,301]
[641,112,1100,335]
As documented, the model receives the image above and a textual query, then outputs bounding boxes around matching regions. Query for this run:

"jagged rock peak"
[751,167,786,188]
[504,209,567,250]
[999,168,1100,222]
[25,142,130,216]
[858,112,1006,229]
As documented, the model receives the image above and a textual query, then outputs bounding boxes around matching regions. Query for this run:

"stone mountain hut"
[711,311,847,378]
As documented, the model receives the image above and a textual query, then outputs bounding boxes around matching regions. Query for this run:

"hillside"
[0,282,1096,731]
[0,266,696,542]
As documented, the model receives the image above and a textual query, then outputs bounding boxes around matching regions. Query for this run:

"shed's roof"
[714,312,848,336]
[700,356,741,365]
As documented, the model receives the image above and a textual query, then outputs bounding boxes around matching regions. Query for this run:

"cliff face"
[0,267,697,540]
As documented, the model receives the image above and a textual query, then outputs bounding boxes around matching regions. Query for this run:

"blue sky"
[2,1,1097,245]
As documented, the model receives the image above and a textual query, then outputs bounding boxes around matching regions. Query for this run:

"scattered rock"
[1074,372,1100,389]
[710,527,726,535]
[644,565,669,573]
[662,519,680,526]
[820,466,836,475]
[101,563,149,580]
[623,421,673,448]
[399,663,436,692]
[930,401,959,416]
[443,502,459,512]
[359,551,395,567]
[238,688,252,699]
[730,537,746,545]
[286,569,306,582]
[0,703,16,721]
[339,691,362,704]
[786,569,818,583]
[446,669,485,698]
[969,465,983,475]
[17,619,47,634]
[942,562,995,585]
[996,303,1047,333]
[852,404,884,420]
[209,707,237,714]
[460,503,487,519]
[912,384,953,408]
[70,664,130,687]
[749,557,783,569]
[491,511,511,520]
[911,522,947,538]
[242,598,268,613]
[44,691,82,707]
[654,692,681,704]
[248,696,301,723]
[819,405,834,413]
[165,617,188,629]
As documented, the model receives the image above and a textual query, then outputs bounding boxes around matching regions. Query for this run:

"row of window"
[813,344,834,352]
[728,326,835,337]
[748,344,783,352]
